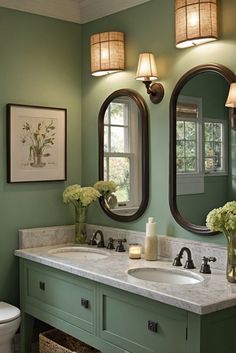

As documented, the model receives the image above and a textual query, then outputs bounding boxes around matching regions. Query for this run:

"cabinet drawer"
[99,286,187,353]
[25,262,96,334]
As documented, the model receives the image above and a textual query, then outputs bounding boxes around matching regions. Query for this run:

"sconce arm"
[143,81,164,104]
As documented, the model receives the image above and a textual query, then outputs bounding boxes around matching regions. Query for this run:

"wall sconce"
[135,53,164,104]
[175,0,218,49]
[90,31,125,76]
[225,83,236,130]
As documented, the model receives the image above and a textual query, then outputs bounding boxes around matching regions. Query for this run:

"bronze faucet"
[90,230,105,248]
[172,247,195,269]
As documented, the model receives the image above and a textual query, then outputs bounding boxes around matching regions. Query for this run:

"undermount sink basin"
[128,267,204,285]
[48,247,109,260]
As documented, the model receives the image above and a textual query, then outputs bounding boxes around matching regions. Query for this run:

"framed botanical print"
[7,103,67,183]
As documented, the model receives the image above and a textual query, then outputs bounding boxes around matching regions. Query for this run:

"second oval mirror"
[170,64,235,235]
[98,89,149,222]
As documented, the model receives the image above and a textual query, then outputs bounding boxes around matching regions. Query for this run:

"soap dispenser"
[144,217,157,261]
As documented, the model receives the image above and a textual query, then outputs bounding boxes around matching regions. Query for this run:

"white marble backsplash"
[19,225,75,249]
[86,224,227,271]
[19,224,227,271]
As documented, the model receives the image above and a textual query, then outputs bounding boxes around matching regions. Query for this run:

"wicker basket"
[39,329,101,353]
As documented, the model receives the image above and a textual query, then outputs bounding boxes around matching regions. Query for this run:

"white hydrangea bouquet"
[206,201,236,283]
[63,184,100,207]
[63,181,117,244]
[94,180,117,209]
[206,201,236,234]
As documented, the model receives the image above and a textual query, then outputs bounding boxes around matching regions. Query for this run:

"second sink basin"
[128,267,204,285]
[48,246,109,261]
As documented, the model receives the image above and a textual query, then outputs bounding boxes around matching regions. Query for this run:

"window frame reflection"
[98,89,149,222]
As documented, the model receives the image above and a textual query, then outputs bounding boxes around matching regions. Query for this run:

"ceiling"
[0,0,151,24]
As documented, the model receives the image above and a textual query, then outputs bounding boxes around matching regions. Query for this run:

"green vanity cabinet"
[187,309,236,353]
[19,259,236,353]
[20,259,125,353]
[99,284,187,353]
[26,261,96,334]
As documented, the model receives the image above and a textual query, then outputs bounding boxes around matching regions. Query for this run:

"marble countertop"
[15,244,236,315]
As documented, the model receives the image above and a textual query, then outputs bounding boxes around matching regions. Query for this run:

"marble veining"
[19,224,227,271]
[19,225,75,249]
[15,243,236,315]
[87,224,228,271]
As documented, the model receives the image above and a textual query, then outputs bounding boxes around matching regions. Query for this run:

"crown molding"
[79,0,150,24]
[0,0,150,23]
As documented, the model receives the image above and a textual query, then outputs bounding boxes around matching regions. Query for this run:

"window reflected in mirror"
[176,72,229,227]
[169,64,236,235]
[177,91,228,177]
[103,97,141,213]
[98,89,149,222]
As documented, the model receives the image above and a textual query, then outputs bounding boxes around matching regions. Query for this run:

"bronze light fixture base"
[144,81,164,104]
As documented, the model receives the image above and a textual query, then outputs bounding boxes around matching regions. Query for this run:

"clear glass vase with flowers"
[206,201,236,283]
[63,181,117,244]
[63,184,100,244]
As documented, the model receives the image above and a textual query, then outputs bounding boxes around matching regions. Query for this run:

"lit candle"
[129,244,142,259]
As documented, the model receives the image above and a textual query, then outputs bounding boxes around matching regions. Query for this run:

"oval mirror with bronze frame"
[98,89,149,222]
[169,64,235,235]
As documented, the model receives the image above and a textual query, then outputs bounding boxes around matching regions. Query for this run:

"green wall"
[81,0,236,244]
[0,7,82,305]
[2,0,236,306]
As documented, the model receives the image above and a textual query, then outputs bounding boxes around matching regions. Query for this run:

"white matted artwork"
[7,104,67,182]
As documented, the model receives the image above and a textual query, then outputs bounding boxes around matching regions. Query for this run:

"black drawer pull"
[39,281,45,291]
[148,320,158,333]
[81,298,89,309]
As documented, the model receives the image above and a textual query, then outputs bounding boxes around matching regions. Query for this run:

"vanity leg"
[20,312,34,353]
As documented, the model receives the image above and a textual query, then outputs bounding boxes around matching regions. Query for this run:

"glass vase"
[74,206,88,244]
[225,231,236,283]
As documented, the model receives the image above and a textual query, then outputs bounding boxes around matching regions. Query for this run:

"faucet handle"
[115,239,126,252]
[200,256,216,274]
[107,237,115,250]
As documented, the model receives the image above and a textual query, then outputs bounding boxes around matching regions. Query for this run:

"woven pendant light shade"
[175,0,218,49]
[90,32,125,76]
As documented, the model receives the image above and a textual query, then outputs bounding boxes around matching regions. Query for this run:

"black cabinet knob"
[148,320,158,333]
[39,281,45,291]
[81,298,89,309]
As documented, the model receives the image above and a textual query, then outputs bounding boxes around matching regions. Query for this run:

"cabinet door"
[99,285,187,353]
[25,261,96,334]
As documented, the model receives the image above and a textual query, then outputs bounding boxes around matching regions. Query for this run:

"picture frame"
[7,103,67,183]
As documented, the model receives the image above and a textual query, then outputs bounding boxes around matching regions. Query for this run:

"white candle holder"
[129,243,142,259]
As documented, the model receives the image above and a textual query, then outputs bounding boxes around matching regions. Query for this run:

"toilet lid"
[0,302,21,323]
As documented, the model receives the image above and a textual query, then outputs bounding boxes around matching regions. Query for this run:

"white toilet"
[0,302,21,353]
